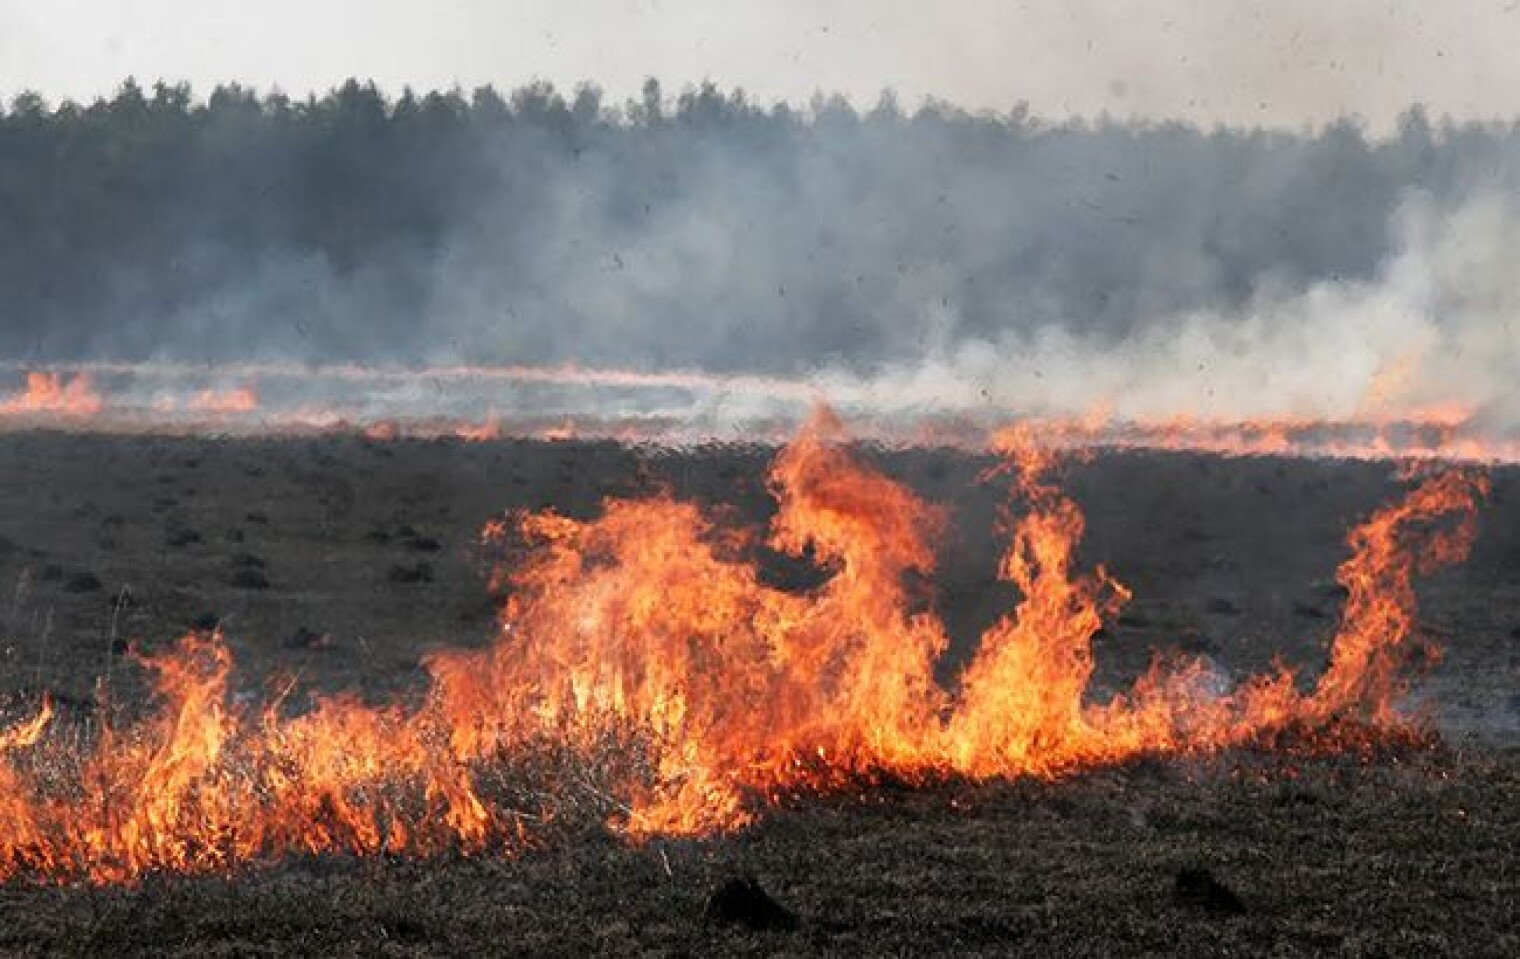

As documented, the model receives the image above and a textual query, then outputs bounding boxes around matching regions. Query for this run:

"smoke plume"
[2,83,1519,425]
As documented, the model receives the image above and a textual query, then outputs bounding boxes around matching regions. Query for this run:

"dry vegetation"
[0,431,1516,954]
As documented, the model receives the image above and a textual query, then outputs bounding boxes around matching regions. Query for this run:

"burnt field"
[0,430,1517,955]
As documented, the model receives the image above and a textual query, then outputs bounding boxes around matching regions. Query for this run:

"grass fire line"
[4,366,1520,460]
[0,409,1487,885]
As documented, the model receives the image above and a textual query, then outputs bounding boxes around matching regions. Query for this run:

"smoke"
[824,188,1520,422]
[6,86,1520,427]
[416,106,1520,426]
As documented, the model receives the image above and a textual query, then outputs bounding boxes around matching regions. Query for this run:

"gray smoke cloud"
[822,188,1520,422]
[6,86,1520,428]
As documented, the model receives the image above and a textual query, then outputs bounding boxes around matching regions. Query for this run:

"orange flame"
[1309,467,1487,724]
[0,411,1486,884]
[454,415,503,442]
[0,372,104,416]
[185,387,259,414]
[944,423,1135,776]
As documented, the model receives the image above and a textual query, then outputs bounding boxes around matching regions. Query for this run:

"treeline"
[1,78,1518,370]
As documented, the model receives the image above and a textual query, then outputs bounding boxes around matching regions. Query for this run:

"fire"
[151,386,261,416]
[185,387,259,414]
[539,418,578,441]
[945,423,1136,776]
[362,420,401,441]
[6,361,1520,460]
[1308,467,1487,724]
[0,372,104,417]
[454,415,503,442]
[1021,407,1506,463]
[0,411,1486,884]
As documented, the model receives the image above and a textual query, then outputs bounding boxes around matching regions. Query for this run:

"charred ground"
[0,432,1516,954]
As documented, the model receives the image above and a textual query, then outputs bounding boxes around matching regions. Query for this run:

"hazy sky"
[2,0,1518,129]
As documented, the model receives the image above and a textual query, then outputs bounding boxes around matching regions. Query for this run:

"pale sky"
[2,0,1518,130]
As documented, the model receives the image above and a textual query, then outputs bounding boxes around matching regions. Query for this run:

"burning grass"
[0,372,104,418]
[7,364,1520,461]
[0,744,1514,956]
[0,409,1494,888]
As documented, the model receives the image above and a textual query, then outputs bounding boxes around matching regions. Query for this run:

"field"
[0,431,1516,955]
